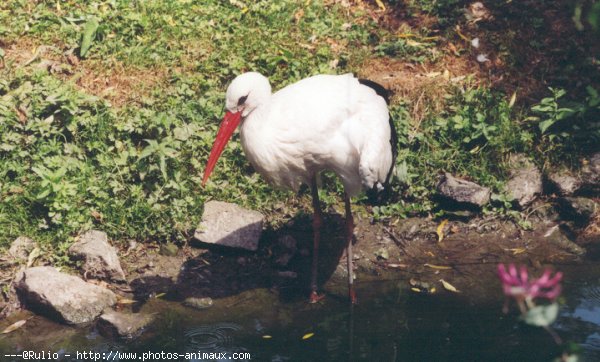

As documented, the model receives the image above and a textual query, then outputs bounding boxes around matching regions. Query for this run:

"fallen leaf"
[294,9,304,22]
[436,219,448,242]
[476,54,490,63]
[448,42,459,55]
[425,71,442,78]
[406,39,423,47]
[506,247,526,255]
[155,292,166,298]
[508,91,517,108]
[397,33,416,38]
[27,247,41,267]
[375,0,386,11]
[440,279,460,293]
[2,319,28,334]
[262,335,272,339]
[302,332,315,340]
[117,298,138,305]
[411,287,421,293]
[455,26,470,42]
[424,263,452,270]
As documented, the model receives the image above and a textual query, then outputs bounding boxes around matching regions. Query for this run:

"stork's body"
[203,72,396,303]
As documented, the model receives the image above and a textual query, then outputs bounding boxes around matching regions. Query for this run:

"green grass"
[1,1,598,257]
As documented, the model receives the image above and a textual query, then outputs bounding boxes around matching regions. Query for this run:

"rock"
[274,235,297,267]
[544,225,586,255]
[558,197,598,222]
[582,152,600,191]
[15,266,117,324]
[183,297,213,310]
[194,201,264,251]
[548,170,582,196]
[505,155,542,207]
[97,310,154,339]
[437,173,491,207]
[68,230,126,282]
[8,236,36,260]
[159,243,178,256]
[277,271,298,278]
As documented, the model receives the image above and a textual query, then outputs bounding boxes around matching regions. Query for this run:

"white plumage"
[203,72,395,303]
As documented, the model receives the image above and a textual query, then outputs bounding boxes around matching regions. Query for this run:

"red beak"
[202,111,242,186]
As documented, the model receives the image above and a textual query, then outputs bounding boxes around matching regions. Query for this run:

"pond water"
[1,263,599,362]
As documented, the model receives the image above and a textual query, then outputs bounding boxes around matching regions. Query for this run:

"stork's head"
[225,72,272,118]
[202,72,272,186]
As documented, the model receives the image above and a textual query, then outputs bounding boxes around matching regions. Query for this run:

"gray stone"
[8,236,36,260]
[15,266,117,324]
[558,197,598,222]
[182,297,213,310]
[97,310,154,339]
[194,201,264,251]
[159,243,178,256]
[274,235,297,267]
[548,170,582,196]
[69,230,126,282]
[436,173,491,207]
[582,152,600,191]
[505,155,542,207]
[544,225,586,255]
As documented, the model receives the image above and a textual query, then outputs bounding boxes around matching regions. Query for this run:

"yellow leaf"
[155,293,166,298]
[263,335,272,339]
[2,319,27,334]
[506,247,526,255]
[436,219,448,242]
[397,33,416,38]
[27,247,41,267]
[302,332,315,340]
[375,0,386,11]
[455,26,470,42]
[424,263,452,270]
[117,298,138,305]
[440,279,460,293]
[508,91,517,108]
[406,39,423,47]
[411,287,421,293]
[425,71,442,78]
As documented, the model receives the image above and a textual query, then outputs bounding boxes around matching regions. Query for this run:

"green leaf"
[80,17,100,58]
[522,303,559,327]
[539,119,556,134]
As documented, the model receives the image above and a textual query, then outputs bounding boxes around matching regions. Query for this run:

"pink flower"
[497,264,563,301]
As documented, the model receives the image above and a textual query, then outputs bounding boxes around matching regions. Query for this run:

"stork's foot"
[309,291,325,303]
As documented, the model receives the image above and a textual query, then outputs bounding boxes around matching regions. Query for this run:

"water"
[1,264,599,362]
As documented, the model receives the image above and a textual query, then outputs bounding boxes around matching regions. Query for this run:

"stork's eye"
[237,95,248,106]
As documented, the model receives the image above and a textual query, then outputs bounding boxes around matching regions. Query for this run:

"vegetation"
[0,1,598,256]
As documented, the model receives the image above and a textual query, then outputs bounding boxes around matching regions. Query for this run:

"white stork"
[202,72,396,303]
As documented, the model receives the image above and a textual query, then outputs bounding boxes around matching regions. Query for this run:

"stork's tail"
[359,78,398,203]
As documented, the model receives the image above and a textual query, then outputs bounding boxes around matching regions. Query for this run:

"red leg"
[344,192,357,304]
[309,176,325,303]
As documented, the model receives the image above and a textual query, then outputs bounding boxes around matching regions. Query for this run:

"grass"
[0,1,598,258]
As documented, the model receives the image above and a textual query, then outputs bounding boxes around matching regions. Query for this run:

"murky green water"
[1,263,599,361]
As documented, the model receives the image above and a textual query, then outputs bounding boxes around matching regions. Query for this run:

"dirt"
[2,38,171,107]
[77,205,597,308]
